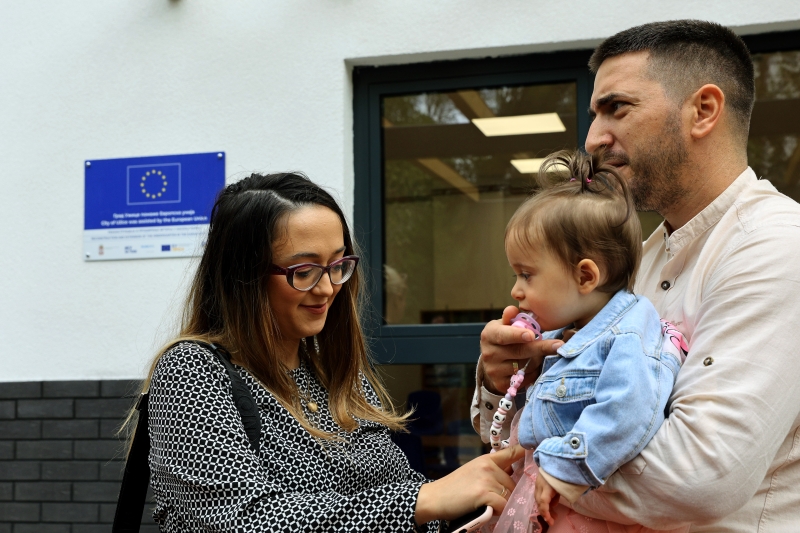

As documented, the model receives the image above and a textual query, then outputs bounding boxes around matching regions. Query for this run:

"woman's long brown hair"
[122,172,408,445]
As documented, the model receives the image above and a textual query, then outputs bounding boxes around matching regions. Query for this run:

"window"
[747,35,800,201]
[354,50,593,364]
[353,51,593,477]
[383,82,579,328]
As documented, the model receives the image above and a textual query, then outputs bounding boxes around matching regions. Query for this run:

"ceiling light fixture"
[510,158,565,174]
[472,112,566,137]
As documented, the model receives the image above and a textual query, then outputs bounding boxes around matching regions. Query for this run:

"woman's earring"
[313,335,320,355]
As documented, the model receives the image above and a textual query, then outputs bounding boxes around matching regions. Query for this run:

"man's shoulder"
[735,179,800,233]
[702,179,800,260]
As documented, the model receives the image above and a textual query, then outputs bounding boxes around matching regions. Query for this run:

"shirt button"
[556,385,567,398]
[570,437,581,449]
[661,280,671,290]
[484,402,494,410]
[703,357,714,366]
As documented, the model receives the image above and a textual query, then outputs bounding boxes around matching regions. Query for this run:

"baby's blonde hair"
[506,150,642,293]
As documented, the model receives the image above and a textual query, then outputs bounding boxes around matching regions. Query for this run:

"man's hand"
[479,306,563,394]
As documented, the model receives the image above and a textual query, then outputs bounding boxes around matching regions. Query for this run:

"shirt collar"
[556,290,637,358]
[664,167,757,256]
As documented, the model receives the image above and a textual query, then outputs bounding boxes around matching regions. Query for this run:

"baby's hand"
[534,471,560,526]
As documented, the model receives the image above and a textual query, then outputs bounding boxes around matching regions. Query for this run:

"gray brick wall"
[0,381,158,532]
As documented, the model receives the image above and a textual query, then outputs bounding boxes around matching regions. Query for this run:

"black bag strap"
[112,342,262,533]
[197,341,262,453]
[112,392,150,533]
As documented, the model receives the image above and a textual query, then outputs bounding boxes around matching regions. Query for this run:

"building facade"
[1,1,799,529]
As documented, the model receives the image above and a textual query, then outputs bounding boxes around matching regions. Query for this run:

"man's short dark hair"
[589,20,755,143]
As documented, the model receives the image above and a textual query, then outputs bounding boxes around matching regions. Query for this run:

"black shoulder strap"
[112,393,150,533]
[197,341,262,453]
[112,342,262,533]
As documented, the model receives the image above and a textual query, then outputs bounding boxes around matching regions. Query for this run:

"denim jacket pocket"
[536,374,599,436]
[537,374,599,402]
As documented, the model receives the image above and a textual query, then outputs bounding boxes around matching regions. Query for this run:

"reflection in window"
[749,50,800,202]
[380,363,487,479]
[382,84,578,325]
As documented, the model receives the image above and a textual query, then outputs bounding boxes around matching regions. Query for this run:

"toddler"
[489,150,689,533]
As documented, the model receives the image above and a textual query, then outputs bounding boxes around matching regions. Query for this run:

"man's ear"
[688,84,724,140]
[575,259,601,294]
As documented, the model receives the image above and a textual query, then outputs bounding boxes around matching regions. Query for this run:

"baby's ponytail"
[537,149,635,229]
[507,149,643,293]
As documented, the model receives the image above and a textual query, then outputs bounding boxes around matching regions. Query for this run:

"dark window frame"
[352,30,800,365]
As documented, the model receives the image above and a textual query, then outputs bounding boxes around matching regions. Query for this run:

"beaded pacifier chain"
[489,312,542,452]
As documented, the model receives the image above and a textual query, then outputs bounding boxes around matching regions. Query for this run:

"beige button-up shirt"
[472,168,800,531]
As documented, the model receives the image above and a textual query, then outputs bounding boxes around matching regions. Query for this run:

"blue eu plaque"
[84,152,225,260]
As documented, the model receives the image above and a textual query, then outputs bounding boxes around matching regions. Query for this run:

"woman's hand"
[415,445,525,524]
[479,306,564,394]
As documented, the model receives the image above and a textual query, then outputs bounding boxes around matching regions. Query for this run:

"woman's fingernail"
[553,341,564,349]
[522,332,532,341]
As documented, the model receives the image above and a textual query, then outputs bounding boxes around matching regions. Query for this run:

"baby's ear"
[575,259,601,293]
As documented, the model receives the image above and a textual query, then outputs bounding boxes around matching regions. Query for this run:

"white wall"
[1,0,798,381]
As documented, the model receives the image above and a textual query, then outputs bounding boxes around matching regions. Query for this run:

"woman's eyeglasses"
[269,255,359,292]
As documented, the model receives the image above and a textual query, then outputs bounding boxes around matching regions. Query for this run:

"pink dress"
[484,412,689,533]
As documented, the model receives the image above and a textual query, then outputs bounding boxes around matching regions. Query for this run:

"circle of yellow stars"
[140,169,168,199]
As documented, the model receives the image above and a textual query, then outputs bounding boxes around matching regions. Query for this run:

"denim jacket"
[517,290,685,489]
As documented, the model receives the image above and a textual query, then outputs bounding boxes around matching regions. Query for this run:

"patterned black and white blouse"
[148,341,438,532]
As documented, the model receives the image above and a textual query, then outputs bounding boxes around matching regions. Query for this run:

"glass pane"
[749,50,800,202]
[379,363,488,479]
[382,84,578,324]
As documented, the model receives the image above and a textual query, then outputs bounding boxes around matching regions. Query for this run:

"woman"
[131,172,521,531]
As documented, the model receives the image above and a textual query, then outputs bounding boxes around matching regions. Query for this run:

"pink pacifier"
[511,312,542,339]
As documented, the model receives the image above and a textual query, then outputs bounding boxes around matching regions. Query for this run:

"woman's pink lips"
[301,303,327,315]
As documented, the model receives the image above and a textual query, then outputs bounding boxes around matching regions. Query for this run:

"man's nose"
[585,119,613,154]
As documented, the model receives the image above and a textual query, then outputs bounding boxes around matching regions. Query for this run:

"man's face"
[586,51,689,214]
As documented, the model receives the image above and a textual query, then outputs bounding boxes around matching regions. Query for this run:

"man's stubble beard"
[605,112,690,215]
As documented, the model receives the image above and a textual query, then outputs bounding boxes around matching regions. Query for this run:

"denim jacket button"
[556,385,567,398]
[570,437,581,449]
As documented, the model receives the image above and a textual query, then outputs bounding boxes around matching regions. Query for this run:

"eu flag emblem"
[127,163,181,205]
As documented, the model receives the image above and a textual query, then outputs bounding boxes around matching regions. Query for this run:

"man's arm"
[472,306,564,438]
[470,381,517,443]
[572,225,800,528]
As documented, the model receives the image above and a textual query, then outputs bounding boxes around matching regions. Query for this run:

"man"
[473,20,800,531]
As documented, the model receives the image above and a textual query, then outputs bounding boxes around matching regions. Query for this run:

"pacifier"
[511,312,542,340]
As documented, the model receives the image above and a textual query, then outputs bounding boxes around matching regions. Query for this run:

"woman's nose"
[312,272,335,296]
